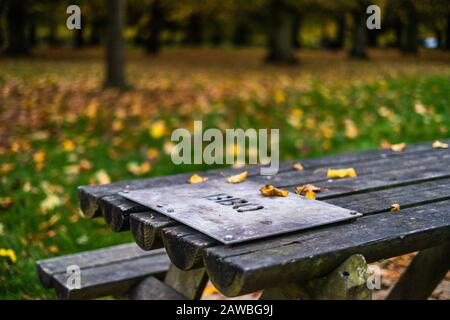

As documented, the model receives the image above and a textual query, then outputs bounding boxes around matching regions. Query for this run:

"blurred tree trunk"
[349,0,368,59]
[210,18,224,47]
[73,14,84,48]
[89,19,103,45]
[0,1,5,49]
[335,14,346,50]
[146,0,163,54]
[105,0,127,88]
[29,17,37,48]
[445,13,450,50]
[47,8,59,46]
[6,1,29,56]
[394,17,403,49]
[434,29,442,49]
[232,20,251,47]
[401,0,418,54]
[367,30,379,47]
[185,13,203,46]
[292,15,302,49]
[266,0,297,64]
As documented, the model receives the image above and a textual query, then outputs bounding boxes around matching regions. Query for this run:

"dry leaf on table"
[432,140,448,149]
[292,163,304,171]
[390,143,406,152]
[227,171,248,184]
[390,204,401,212]
[187,174,208,184]
[260,185,289,197]
[327,168,357,178]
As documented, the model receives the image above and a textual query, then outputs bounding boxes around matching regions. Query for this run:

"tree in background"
[263,0,302,63]
[0,0,5,49]
[4,0,30,56]
[349,0,370,58]
[401,0,418,54]
[105,0,127,88]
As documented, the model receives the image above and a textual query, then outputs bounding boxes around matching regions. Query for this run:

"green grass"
[0,49,449,299]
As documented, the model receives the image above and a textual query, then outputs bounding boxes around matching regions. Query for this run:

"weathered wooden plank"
[36,244,170,299]
[162,225,216,270]
[99,195,148,232]
[161,177,450,271]
[387,241,450,300]
[51,252,170,299]
[326,178,450,214]
[129,276,187,300]
[163,264,208,300]
[261,254,371,300]
[129,212,177,250]
[99,147,449,233]
[204,200,450,296]
[36,243,163,288]
[78,140,448,218]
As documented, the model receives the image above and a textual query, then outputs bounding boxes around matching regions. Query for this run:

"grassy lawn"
[0,48,449,299]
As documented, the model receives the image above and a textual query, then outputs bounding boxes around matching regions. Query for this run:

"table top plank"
[90,145,449,233]
[78,140,448,218]
[161,176,450,271]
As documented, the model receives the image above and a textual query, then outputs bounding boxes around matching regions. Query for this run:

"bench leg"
[163,263,208,300]
[387,242,450,300]
[261,254,372,300]
[128,276,188,300]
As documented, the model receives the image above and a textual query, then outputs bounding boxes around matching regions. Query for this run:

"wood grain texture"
[99,195,148,232]
[129,276,187,300]
[261,254,371,300]
[161,177,450,272]
[96,147,450,236]
[130,212,176,250]
[204,200,450,296]
[164,264,208,300]
[78,140,447,218]
[126,146,449,256]
[36,244,170,299]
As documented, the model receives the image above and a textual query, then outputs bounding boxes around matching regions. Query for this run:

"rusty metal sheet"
[119,180,361,245]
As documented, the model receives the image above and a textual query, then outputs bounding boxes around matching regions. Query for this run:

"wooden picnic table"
[77,140,450,300]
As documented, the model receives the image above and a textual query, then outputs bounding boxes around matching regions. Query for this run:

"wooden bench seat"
[71,140,450,299]
[36,243,170,299]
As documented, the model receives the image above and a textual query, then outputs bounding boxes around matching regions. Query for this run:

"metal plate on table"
[119,179,361,245]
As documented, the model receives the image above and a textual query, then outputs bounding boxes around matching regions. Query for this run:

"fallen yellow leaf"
[0,163,14,175]
[260,185,289,197]
[304,190,317,200]
[187,174,208,184]
[149,120,167,139]
[202,282,220,297]
[33,151,46,163]
[127,161,151,176]
[327,168,357,178]
[147,148,160,160]
[294,184,321,195]
[62,139,75,152]
[227,171,248,184]
[292,163,304,171]
[0,197,13,208]
[94,170,111,185]
[390,204,401,212]
[48,245,59,254]
[0,248,17,263]
[79,159,92,171]
[432,140,448,149]
[390,143,406,152]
